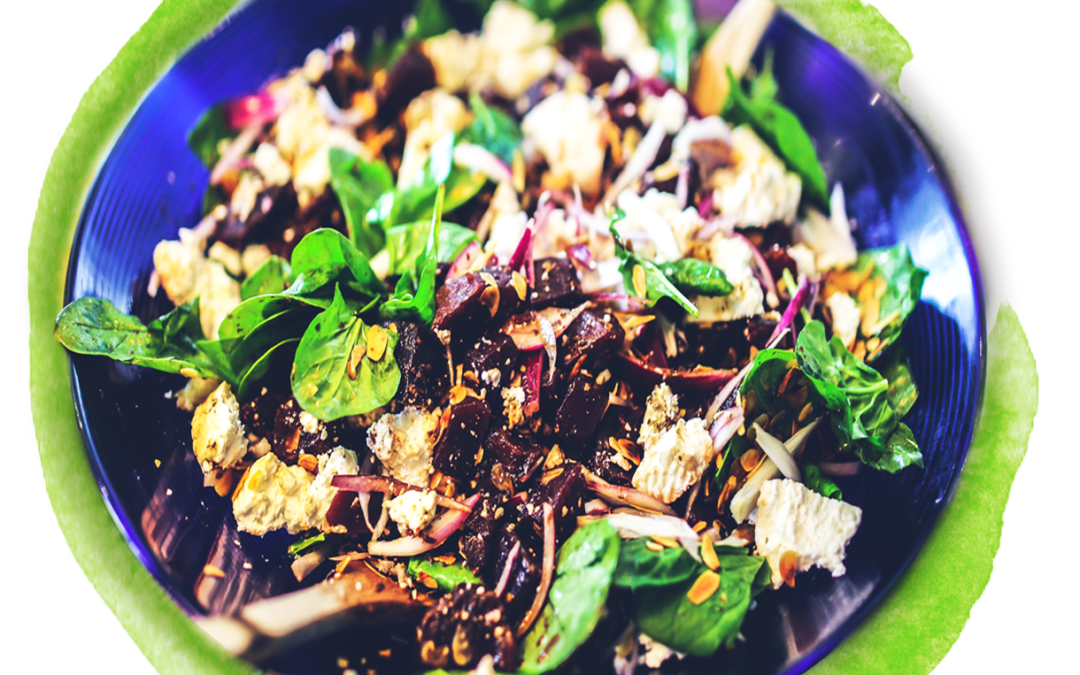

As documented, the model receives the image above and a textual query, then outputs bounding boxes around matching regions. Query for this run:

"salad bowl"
[61,0,984,673]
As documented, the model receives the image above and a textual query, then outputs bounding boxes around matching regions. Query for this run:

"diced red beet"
[521,462,586,545]
[393,321,448,408]
[433,267,525,335]
[416,584,517,670]
[479,266,526,322]
[575,46,627,86]
[432,397,492,482]
[239,390,286,439]
[745,316,782,350]
[480,429,546,493]
[763,245,798,284]
[458,491,508,574]
[587,405,644,487]
[376,48,435,126]
[324,489,373,534]
[529,257,583,308]
[559,310,624,368]
[270,398,350,463]
[553,372,612,444]
[489,524,540,620]
[464,332,520,391]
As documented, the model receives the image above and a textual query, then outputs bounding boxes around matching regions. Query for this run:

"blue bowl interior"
[64,2,984,674]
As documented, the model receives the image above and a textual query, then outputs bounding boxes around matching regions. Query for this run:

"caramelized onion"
[517,503,555,637]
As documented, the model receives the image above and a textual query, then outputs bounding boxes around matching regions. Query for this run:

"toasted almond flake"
[651,536,680,549]
[418,572,439,589]
[779,550,799,587]
[614,312,656,332]
[449,384,471,405]
[379,649,392,659]
[645,540,665,553]
[632,265,647,298]
[480,286,501,317]
[860,297,881,337]
[434,555,457,565]
[232,466,252,501]
[544,445,565,470]
[297,453,319,473]
[512,150,526,193]
[700,537,721,571]
[203,564,226,578]
[870,310,901,336]
[214,469,236,497]
[154,459,161,468]
[603,120,624,167]
[179,367,199,378]
[367,325,389,362]
[306,382,318,398]
[797,402,814,423]
[652,160,680,182]
[739,448,762,472]
[479,271,498,288]
[692,520,708,533]
[540,467,564,484]
[608,437,641,465]
[511,271,528,301]
[853,340,867,361]
[347,345,367,379]
[686,570,721,605]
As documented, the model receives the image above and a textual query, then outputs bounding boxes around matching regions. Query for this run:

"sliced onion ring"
[365,494,480,557]
[330,475,471,512]
[583,469,677,517]
[751,423,801,481]
[517,503,556,637]
[819,460,861,477]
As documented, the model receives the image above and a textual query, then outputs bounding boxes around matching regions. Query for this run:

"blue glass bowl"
[62,2,984,674]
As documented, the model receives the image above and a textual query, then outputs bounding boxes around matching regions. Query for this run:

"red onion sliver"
[697,193,714,219]
[316,86,368,127]
[506,225,534,273]
[366,494,481,557]
[603,121,666,204]
[584,470,678,517]
[820,461,861,477]
[675,161,690,209]
[521,351,542,417]
[517,503,556,638]
[291,549,328,582]
[331,475,471,512]
[586,293,649,311]
[732,232,778,304]
[769,275,811,344]
[222,89,286,129]
[566,242,596,272]
[447,240,481,281]
[453,143,513,184]
[210,122,262,185]
[494,540,521,597]
[710,407,745,452]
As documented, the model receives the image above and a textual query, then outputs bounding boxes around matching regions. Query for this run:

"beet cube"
[523,462,586,545]
[393,321,448,408]
[481,429,546,492]
[432,397,492,482]
[489,524,540,619]
[270,398,348,463]
[587,405,644,487]
[239,390,286,439]
[553,372,611,444]
[324,490,372,534]
[433,273,487,333]
[559,310,624,368]
[458,491,507,574]
[463,332,519,391]
[529,258,582,308]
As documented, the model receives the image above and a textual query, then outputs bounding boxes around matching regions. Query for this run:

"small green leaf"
[657,258,733,297]
[406,558,482,592]
[380,187,446,326]
[238,338,300,401]
[803,464,843,501]
[241,256,294,300]
[187,105,233,169]
[288,532,327,557]
[853,244,928,360]
[610,222,698,316]
[386,221,476,276]
[461,93,523,165]
[627,0,697,91]
[285,228,387,303]
[328,148,394,259]
[613,538,698,590]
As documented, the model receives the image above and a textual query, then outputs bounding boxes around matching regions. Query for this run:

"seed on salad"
[853,340,867,361]
[780,550,799,587]
[511,271,528,301]
[687,570,721,605]
[740,448,762,472]
[701,538,720,571]
[645,540,665,553]
[651,536,679,549]
[297,453,319,473]
[203,564,226,578]
[346,345,366,380]
[367,325,388,362]
[798,402,814,423]
[632,264,647,297]
[480,286,500,317]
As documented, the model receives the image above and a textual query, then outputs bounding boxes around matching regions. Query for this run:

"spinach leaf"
[328,148,395,259]
[187,104,233,169]
[739,348,809,419]
[852,244,927,359]
[54,297,221,378]
[380,187,446,325]
[413,0,455,39]
[239,338,301,401]
[516,0,607,37]
[285,229,388,304]
[461,93,523,165]
[288,532,327,557]
[610,222,698,316]
[635,553,766,656]
[723,62,829,207]
[407,558,482,592]
[613,538,698,590]
[876,342,918,418]
[795,320,923,472]
[658,257,733,297]
[386,221,476,276]
[241,255,294,300]
[628,0,697,91]
[292,286,400,420]
[803,464,843,501]
[518,519,620,675]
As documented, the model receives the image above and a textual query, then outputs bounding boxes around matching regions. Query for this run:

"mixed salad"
[55,0,928,672]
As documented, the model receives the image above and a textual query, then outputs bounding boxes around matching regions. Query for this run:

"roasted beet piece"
[216,183,296,247]
[464,333,519,392]
[488,524,540,619]
[458,491,508,575]
[763,244,798,284]
[433,397,492,482]
[523,462,586,545]
[480,429,546,492]
[324,490,373,534]
[530,257,583,308]
[434,268,525,335]
[587,405,644,487]
[576,45,627,86]
[394,321,449,408]
[270,398,348,463]
[417,583,516,670]
[559,310,624,368]
[553,372,612,444]
[377,48,436,126]
[238,390,286,439]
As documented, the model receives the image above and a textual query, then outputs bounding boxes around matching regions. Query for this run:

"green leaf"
[518,519,621,675]
[413,0,455,38]
[613,538,698,590]
[386,221,476,276]
[853,244,928,359]
[238,338,300,401]
[635,553,766,656]
[288,532,327,557]
[328,147,394,259]
[291,286,401,420]
[803,464,843,501]
[873,422,924,473]
[610,222,698,316]
[285,228,387,303]
[876,342,919,418]
[186,104,233,169]
[406,558,482,592]
[241,255,294,300]
[54,297,221,378]
[628,0,697,91]
[657,257,733,297]
[380,187,446,325]
[461,93,523,165]
[723,63,829,207]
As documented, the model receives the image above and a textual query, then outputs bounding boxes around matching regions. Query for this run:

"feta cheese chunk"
[398,89,473,188]
[598,1,661,78]
[639,89,688,136]
[685,235,764,323]
[825,291,861,349]
[191,382,248,473]
[232,453,317,536]
[638,382,682,450]
[711,126,802,228]
[755,479,863,589]
[366,407,441,487]
[614,189,700,261]
[387,489,438,535]
[632,418,714,504]
[310,447,360,533]
[501,386,526,428]
[522,91,607,196]
[176,375,221,412]
[152,228,241,339]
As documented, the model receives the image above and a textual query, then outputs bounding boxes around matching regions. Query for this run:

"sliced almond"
[645,540,665,553]
[632,264,647,298]
[297,453,319,473]
[686,570,721,606]
[739,448,762,472]
[797,402,814,423]
[860,297,881,337]
[540,467,564,484]
[651,536,680,549]
[347,344,367,380]
[608,437,642,465]
[213,469,236,498]
[512,150,526,193]
[418,572,439,589]
[203,564,226,578]
[692,520,708,533]
[700,537,720,572]
[511,271,528,301]
[779,550,799,588]
[544,444,565,470]
[366,325,388,362]
[480,285,501,317]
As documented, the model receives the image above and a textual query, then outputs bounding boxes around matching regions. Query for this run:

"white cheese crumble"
[639,89,688,136]
[366,407,442,487]
[794,183,858,272]
[191,382,248,473]
[788,242,818,280]
[825,291,861,349]
[207,241,243,277]
[398,89,473,188]
[152,228,241,339]
[387,489,438,535]
[685,235,764,323]
[522,90,607,196]
[298,410,322,435]
[632,418,714,504]
[613,189,685,262]
[638,382,681,450]
[176,375,221,412]
[711,125,802,228]
[501,385,526,428]
[310,446,360,533]
[639,633,685,669]
[241,244,273,277]
[232,453,317,536]
[598,1,661,78]
[755,479,863,589]
[253,142,292,187]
